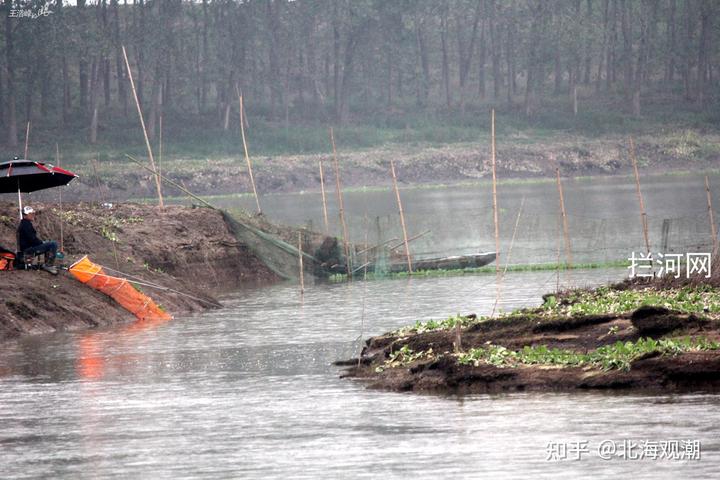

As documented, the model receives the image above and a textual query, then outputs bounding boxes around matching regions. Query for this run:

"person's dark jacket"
[18,219,42,252]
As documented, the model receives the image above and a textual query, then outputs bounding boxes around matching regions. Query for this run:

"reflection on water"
[1,269,719,478]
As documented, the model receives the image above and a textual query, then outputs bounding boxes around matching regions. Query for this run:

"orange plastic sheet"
[69,255,172,322]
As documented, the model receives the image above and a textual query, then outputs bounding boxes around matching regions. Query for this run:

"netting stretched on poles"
[221,210,319,280]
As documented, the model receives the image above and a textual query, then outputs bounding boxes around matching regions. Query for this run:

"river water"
[213,172,718,264]
[1,268,719,478]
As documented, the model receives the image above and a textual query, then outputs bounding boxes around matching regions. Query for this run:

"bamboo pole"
[491,108,500,275]
[628,137,650,253]
[56,144,64,253]
[706,175,717,255]
[356,237,400,256]
[390,159,413,274]
[319,160,330,234]
[388,229,431,251]
[555,167,573,267]
[298,232,305,295]
[121,45,164,208]
[236,88,262,215]
[492,197,525,317]
[330,127,352,279]
[23,121,30,159]
[158,113,163,200]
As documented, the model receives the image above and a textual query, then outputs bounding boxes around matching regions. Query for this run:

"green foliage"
[541,285,720,317]
[375,345,435,373]
[395,314,481,336]
[328,260,630,283]
[457,337,720,372]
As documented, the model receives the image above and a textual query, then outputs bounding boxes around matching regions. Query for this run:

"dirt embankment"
[338,304,720,394]
[44,134,720,201]
[0,202,279,341]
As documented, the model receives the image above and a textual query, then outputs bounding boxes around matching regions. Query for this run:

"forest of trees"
[0,0,718,149]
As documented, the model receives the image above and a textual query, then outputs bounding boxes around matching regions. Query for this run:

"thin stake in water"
[298,231,305,295]
[492,197,525,317]
[390,159,412,274]
[629,137,650,253]
[556,167,573,267]
[491,108,500,274]
[330,127,351,279]
[236,87,262,215]
[706,175,717,255]
[319,160,329,234]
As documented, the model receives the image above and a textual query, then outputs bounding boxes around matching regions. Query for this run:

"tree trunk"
[441,2,451,109]
[5,34,17,145]
[0,65,4,127]
[79,0,89,113]
[665,0,676,84]
[89,56,100,143]
[505,3,516,103]
[456,1,482,112]
[490,0,502,99]
[583,0,593,84]
[4,0,17,147]
[554,38,563,94]
[632,1,648,116]
[336,14,371,123]
[608,0,617,87]
[524,2,544,117]
[683,0,693,99]
[620,0,633,100]
[597,0,609,92]
[112,0,127,116]
[478,19,486,98]
[416,14,430,105]
[696,0,711,105]
[333,1,340,116]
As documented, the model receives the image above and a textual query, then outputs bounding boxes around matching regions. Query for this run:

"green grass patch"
[457,336,720,371]
[329,260,629,283]
[540,284,720,317]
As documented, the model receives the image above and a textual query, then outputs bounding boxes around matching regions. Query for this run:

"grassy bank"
[329,260,629,282]
[5,93,720,170]
[340,280,720,393]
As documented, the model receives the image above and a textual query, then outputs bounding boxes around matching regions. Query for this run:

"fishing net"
[221,210,320,280]
[69,255,171,321]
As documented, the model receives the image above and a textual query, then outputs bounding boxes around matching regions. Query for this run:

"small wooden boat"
[363,252,496,274]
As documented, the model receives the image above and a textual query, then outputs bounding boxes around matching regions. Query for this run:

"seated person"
[17,206,58,275]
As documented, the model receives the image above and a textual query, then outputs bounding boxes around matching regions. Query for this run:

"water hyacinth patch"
[375,345,436,373]
[539,285,720,318]
[456,337,720,371]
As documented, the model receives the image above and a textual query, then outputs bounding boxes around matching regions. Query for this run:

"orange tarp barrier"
[69,255,172,322]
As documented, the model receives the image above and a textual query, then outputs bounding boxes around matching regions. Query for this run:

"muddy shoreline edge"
[0,202,285,342]
[337,285,720,394]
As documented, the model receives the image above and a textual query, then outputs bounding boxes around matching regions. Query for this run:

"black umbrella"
[0,159,78,219]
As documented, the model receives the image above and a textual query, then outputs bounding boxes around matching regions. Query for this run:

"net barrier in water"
[220,210,322,280]
[69,255,172,321]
